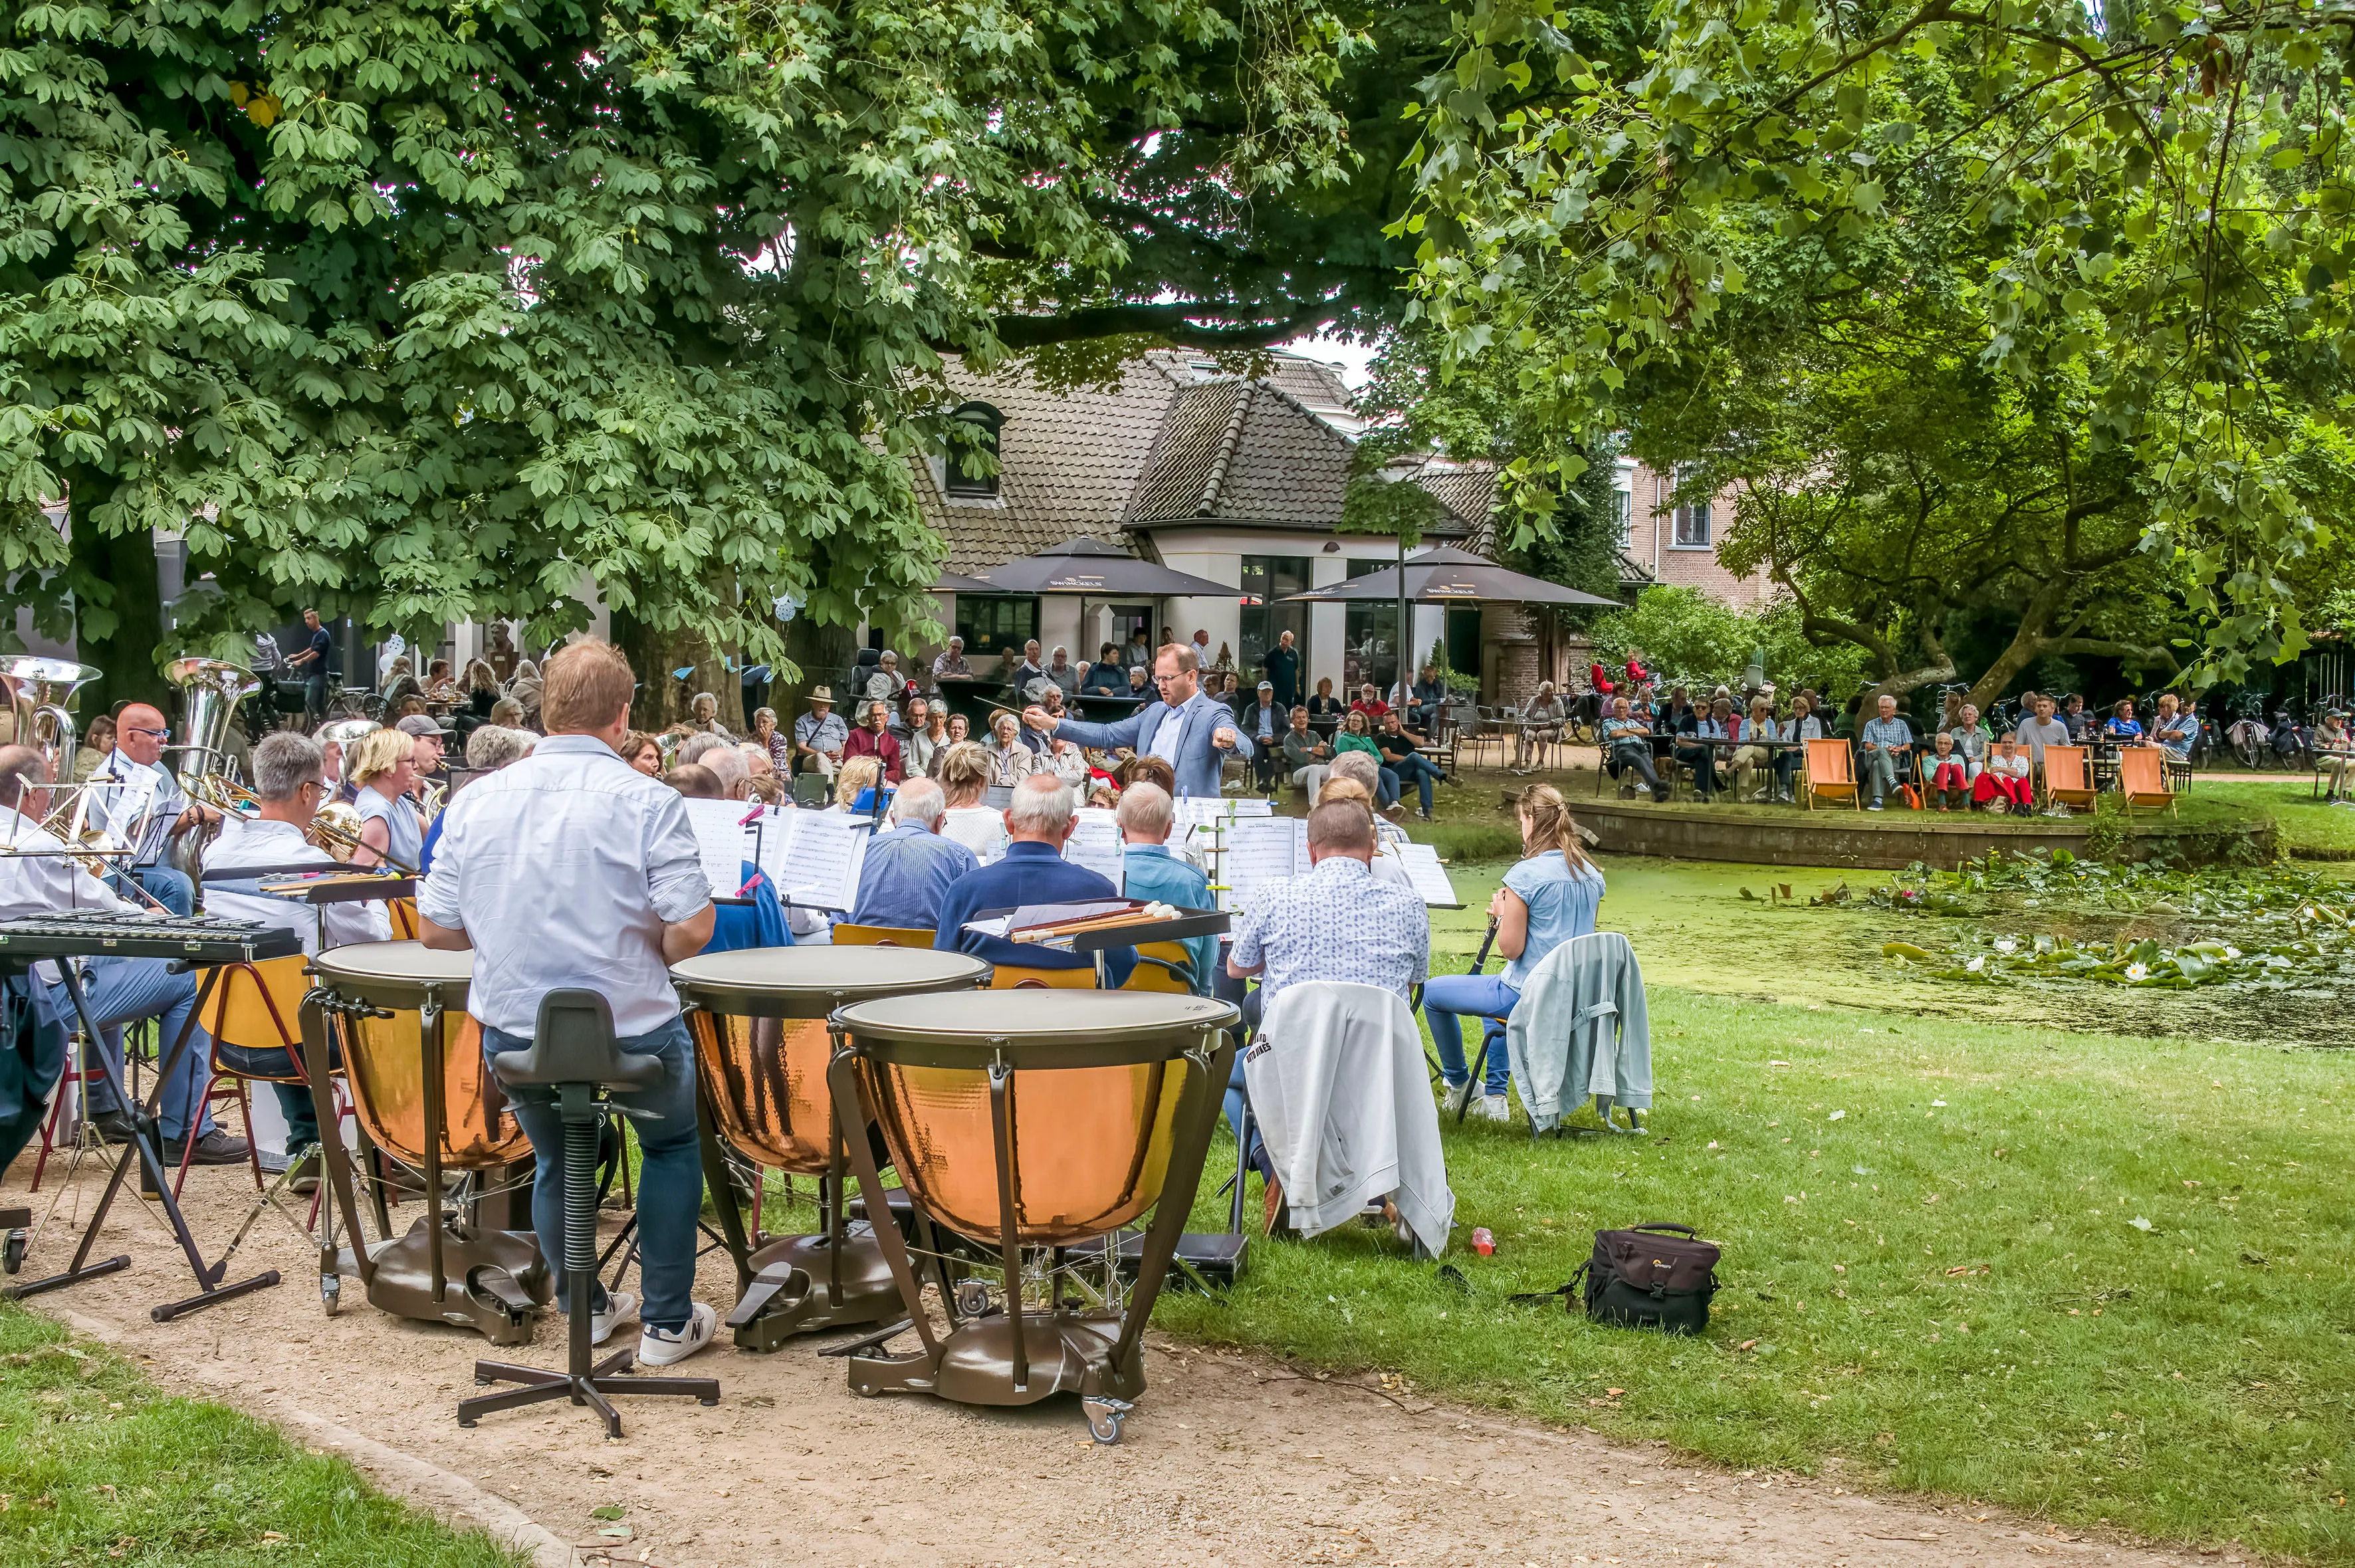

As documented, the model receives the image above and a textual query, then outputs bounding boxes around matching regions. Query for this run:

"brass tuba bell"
[0,655,102,786]
[164,656,261,788]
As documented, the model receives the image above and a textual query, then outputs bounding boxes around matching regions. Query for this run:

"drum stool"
[459,989,719,1438]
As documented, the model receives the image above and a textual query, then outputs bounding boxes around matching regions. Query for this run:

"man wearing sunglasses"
[1022,643,1248,800]
[82,703,221,916]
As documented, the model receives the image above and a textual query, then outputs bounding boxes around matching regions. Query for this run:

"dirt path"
[5,1161,2247,1568]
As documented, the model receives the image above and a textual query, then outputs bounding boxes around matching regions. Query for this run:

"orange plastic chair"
[387,897,419,939]
[1121,940,1199,994]
[181,954,323,1196]
[1803,738,1859,810]
[832,924,937,948]
[987,964,1098,990]
[2116,746,2178,817]
[2041,746,2096,812]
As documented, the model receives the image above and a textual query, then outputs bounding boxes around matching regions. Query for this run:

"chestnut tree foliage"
[1398,0,2355,695]
[0,0,1363,715]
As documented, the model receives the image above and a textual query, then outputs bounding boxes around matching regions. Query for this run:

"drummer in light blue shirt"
[1421,784,1605,1121]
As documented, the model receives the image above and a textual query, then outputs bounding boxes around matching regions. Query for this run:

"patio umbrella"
[1281,545,1622,608]
[967,536,1235,597]
[931,570,1000,594]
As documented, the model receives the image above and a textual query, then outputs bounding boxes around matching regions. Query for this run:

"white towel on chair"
[1244,980,1453,1257]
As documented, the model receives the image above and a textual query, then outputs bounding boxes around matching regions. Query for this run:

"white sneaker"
[1476,1094,1512,1123]
[588,1290,637,1347]
[1439,1080,1475,1116]
[637,1301,719,1367]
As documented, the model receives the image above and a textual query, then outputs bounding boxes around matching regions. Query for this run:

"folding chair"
[2116,746,2178,817]
[830,923,935,948]
[2040,746,2096,813]
[1803,738,1860,809]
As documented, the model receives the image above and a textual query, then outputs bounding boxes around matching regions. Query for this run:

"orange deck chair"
[2116,746,2178,818]
[2040,746,2097,813]
[1803,738,1860,810]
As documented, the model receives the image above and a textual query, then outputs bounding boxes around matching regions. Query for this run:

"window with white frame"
[1612,487,1634,550]
[1671,469,1711,547]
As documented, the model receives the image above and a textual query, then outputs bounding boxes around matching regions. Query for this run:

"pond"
[1431,852,2355,1050]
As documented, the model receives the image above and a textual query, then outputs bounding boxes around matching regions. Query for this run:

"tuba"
[165,656,261,790]
[311,719,380,863]
[0,655,102,786]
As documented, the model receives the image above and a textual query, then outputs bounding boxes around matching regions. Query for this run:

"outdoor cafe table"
[1673,735,1805,800]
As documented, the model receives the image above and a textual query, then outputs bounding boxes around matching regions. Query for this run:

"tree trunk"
[611,608,748,734]
[772,614,861,732]
[65,472,169,721]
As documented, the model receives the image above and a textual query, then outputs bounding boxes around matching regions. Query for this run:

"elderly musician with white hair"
[1023,643,1248,800]
[847,777,978,931]
[204,731,393,1188]
[0,746,242,1165]
[931,774,1138,986]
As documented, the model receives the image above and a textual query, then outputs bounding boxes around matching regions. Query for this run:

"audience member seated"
[1349,683,1390,722]
[1675,696,1732,802]
[1926,729,1969,811]
[1597,697,1665,800]
[849,777,979,929]
[1282,708,1331,802]
[1079,644,1126,696]
[1240,682,1288,789]
[1515,682,1567,769]
[1973,740,2033,812]
[843,699,904,782]
[2150,693,2199,764]
[1730,695,1778,802]
[982,711,1043,787]
[792,687,847,777]
[1224,801,1430,1220]
[1942,703,1990,783]
[1407,664,1449,732]
[1305,677,1345,722]
[933,739,1010,861]
[1333,711,1402,816]
[1858,693,1914,811]
[933,775,1137,986]
[2102,699,2144,744]
[1769,695,1824,803]
[1114,784,1214,992]
[2315,710,2353,800]
[1376,711,1446,820]
[1421,785,1602,1123]
[2062,693,2094,741]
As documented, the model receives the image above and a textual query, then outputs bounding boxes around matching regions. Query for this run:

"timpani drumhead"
[834,988,1233,1048]
[310,939,473,1010]
[836,990,1236,1245]
[671,946,989,1018]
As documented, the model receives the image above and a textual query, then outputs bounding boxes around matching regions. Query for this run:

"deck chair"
[2040,746,2096,812]
[2116,746,2178,817]
[1802,738,1860,810]
[830,923,935,948]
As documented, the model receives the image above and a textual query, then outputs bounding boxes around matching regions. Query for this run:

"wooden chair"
[1122,940,1198,995]
[2040,746,2097,813]
[831,923,936,948]
[2116,746,2178,817]
[1802,738,1860,810]
[986,964,1097,990]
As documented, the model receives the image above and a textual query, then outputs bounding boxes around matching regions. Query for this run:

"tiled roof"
[913,350,1486,574]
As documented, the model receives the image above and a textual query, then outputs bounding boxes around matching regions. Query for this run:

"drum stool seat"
[459,989,720,1438]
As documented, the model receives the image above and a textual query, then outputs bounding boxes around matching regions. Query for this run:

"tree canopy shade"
[1395,0,2355,691]
[0,0,1363,721]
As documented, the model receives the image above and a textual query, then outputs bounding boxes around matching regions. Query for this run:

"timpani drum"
[670,947,991,1348]
[828,989,1237,1444]
[302,941,551,1343]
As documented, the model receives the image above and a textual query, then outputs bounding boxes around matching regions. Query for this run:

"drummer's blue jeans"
[483,1015,701,1333]
[1423,973,1519,1097]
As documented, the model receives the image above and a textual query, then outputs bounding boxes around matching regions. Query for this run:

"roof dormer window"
[945,402,1004,499]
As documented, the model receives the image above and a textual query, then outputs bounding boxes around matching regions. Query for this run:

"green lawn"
[2201,780,2355,859]
[1157,838,2355,1559]
[0,1303,524,1568]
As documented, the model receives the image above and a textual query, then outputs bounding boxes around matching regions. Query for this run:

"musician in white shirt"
[82,701,220,916]
[0,747,241,1163]
[203,732,392,1185]
[417,641,721,1367]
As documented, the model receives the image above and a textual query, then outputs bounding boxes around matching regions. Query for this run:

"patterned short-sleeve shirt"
[1232,853,1429,1013]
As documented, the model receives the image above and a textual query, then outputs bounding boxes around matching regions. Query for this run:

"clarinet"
[1467,915,1500,974]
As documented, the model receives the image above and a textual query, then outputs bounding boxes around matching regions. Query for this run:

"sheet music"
[1063,808,1123,883]
[764,809,869,911]
[680,799,754,898]
[1221,817,1301,913]
[1395,841,1461,907]
[1171,797,1233,837]
[1225,796,1274,818]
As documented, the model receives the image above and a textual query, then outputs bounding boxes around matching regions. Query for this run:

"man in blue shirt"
[1024,643,1249,800]
[851,778,979,930]
[933,774,1138,985]
[1858,693,1916,810]
[1113,783,1213,992]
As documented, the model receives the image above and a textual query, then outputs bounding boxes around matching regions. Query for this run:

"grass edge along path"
[0,1300,528,1568]
[1161,987,2354,1564]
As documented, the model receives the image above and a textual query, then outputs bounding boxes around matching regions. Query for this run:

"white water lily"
[2124,962,2150,981]
[1966,955,1987,972]
[1993,937,2018,954]
[2224,946,2241,959]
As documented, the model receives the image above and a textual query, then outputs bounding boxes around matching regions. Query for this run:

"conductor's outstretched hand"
[1022,705,1056,733]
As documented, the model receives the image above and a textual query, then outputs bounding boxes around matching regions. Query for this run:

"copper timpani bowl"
[669,947,990,1175]
[307,940,526,1171]
[830,990,1238,1248]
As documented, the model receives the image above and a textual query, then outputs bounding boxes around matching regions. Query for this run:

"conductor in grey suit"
[1024,643,1250,798]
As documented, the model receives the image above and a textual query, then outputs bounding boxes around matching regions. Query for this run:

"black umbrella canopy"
[931,570,1000,593]
[1282,545,1621,608]
[967,536,1236,598]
